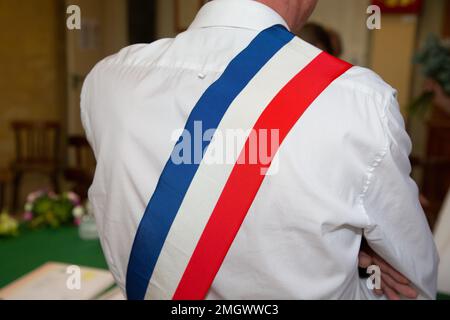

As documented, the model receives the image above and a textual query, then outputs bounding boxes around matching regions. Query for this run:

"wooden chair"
[10,121,62,212]
[64,135,95,200]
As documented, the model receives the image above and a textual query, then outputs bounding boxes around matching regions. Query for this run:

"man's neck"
[255,0,298,30]
[255,0,316,32]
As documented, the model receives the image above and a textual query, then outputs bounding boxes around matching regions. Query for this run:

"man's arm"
[359,238,419,299]
[359,94,439,299]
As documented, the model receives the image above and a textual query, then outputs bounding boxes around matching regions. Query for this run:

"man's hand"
[359,241,419,300]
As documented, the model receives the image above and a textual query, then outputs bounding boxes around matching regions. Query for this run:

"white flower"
[72,206,85,218]
[24,203,33,212]
[67,191,80,204]
[26,191,40,203]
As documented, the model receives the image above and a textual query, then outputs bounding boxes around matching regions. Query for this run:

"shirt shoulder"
[287,36,397,115]
[335,65,398,113]
[82,38,175,104]
[96,38,175,69]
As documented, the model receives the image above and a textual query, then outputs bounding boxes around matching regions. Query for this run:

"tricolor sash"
[126,25,352,300]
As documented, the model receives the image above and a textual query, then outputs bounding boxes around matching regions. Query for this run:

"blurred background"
[0,0,449,299]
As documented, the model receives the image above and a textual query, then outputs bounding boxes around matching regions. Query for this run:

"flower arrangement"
[409,35,450,115]
[24,190,86,229]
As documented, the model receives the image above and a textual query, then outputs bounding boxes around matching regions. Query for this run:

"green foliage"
[415,36,450,96]
[28,194,75,229]
[0,212,19,237]
[410,35,450,115]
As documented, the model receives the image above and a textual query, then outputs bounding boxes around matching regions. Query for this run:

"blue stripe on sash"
[126,25,294,300]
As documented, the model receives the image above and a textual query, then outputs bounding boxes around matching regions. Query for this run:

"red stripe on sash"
[173,53,352,300]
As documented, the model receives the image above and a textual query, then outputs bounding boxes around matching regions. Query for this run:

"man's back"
[81,0,438,299]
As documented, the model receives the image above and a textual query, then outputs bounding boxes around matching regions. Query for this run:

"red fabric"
[371,0,422,14]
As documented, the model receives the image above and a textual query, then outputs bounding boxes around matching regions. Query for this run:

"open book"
[0,262,124,300]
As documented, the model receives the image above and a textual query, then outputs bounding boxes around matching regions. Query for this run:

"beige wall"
[104,0,128,56]
[0,0,66,168]
[369,14,418,112]
[310,0,371,66]
[156,0,177,39]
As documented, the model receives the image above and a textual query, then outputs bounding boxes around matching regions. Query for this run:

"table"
[0,226,108,288]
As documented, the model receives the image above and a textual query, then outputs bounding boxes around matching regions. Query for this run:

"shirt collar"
[188,0,290,32]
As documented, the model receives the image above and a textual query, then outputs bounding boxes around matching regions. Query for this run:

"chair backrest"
[67,135,95,170]
[11,121,61,164]
[65,135,95,200]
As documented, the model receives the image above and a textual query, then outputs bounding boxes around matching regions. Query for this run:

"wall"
[369,14,418,112]
[0,0,66,168]
[104,0,128,56]
[156,0,176,39]
[310,0,371,66]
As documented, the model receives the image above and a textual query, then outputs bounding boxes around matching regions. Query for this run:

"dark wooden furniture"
[10,121,62,212]
[64,135,95,200]
[413,107,450,228]
[0,169,9,211]
[443,0,450,38]
[128,0,156,44]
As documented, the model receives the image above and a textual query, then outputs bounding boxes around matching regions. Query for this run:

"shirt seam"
[358,96,391,225]
[101,56,225,74]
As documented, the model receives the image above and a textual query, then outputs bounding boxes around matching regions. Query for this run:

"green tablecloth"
[0,226,108,288]
[438,293,450,300]
[1,227,449,300]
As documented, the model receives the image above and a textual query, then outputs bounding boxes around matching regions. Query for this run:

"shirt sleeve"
[360,93,439,299]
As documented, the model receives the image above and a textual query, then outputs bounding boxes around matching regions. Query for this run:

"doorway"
[64,0,156,137]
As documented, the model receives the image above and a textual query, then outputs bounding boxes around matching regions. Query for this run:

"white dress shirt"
[81,0,438,299]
